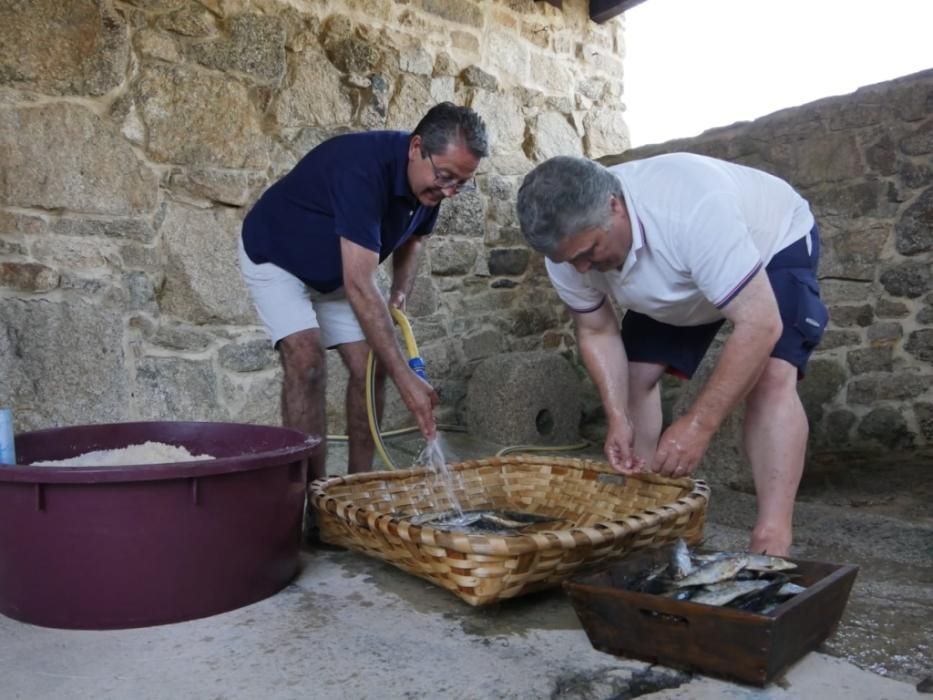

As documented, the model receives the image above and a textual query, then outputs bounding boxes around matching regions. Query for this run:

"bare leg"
[627,361,667,465]
[278,329,328,481]
[743,357,807,556]
[337,341,385,474]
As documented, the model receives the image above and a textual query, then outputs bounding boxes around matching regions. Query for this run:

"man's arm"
[653,269,782,476]
[573,301,641,473]
[340,236,437,438]
[388,235,424,309]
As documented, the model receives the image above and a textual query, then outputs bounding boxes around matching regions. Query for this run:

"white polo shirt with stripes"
[545,153,815,326]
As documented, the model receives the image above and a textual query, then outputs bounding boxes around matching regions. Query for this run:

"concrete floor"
[2,431,930,699]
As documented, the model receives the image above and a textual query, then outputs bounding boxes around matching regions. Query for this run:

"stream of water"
[410,436,563,534]
[413,434,465,519]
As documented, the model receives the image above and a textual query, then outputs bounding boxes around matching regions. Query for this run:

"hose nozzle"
[408,356,427,380]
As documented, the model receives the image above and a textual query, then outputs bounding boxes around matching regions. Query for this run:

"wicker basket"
[309,454,709,606]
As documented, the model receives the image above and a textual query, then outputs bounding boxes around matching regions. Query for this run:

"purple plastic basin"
[0,421,318,630]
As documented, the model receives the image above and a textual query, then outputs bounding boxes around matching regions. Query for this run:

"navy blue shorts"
[621,225,828,380]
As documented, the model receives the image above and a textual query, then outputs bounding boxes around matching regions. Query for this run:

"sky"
[622,0,933,146]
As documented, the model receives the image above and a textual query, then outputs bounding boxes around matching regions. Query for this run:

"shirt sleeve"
[413,204,440,237]
[681,192,763,309]
[545,258,607,313]
[330,165,388,253]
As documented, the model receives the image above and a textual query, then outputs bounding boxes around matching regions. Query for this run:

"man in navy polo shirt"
[239,102,487,480]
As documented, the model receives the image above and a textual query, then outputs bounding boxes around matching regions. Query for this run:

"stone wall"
[0,0,625,434]
[602,69,933,468]
[6,2,927,464]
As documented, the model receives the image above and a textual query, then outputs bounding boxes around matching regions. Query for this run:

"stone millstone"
[466,351,581,446]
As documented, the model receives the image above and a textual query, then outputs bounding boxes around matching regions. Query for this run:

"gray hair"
[413,102,489,160]
[517,156,623,255]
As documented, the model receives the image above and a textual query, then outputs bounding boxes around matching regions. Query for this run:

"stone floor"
[360,430,933,685]
[2,430,931,699]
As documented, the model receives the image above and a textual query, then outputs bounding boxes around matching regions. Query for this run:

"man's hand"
[571,301,642,473]
[388,289,407,310]
[604,416,644,474]
[652,268,782,479]
[396,371,438,439]
[652,413,715,477]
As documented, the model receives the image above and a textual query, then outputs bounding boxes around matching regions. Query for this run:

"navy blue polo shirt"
[242,131,439,293]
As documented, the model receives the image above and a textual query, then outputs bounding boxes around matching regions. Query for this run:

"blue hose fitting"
[408,356,427,380]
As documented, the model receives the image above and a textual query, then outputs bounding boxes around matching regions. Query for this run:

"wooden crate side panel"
[565,583,774,685]
[767,565,859,679]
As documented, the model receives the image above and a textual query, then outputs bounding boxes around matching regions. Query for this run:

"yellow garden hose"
[494,441,590,457]
[365,307,426,469]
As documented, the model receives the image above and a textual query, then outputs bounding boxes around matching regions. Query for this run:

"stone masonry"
[0,0,625,437]
[1,1,930,475]
[602,69,933,487]
[466,351,582,445]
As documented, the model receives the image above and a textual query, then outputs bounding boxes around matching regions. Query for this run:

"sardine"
[409,511,462,526]
[689,579,771,606]
[692,552,729,564]
[778,582,806,596]
[750,581,806,615]
[728,577,790,612]
[409,509,557,533]
[661,587,699,601]
[408,511,446,526]
[626,562,671,594]
[693,551,795,573]
[673,555,749,588]
[744,554,797,573]
[669,539,694,580]
[477,513,528,528]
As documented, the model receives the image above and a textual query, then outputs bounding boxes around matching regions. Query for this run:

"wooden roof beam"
[590,0,649,23]
[535,0,651,23]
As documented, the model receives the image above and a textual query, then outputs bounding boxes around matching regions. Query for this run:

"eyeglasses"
[425,152,477,194]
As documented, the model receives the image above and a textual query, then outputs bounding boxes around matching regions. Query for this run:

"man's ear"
[609,194,625,214]
[408,134,423,161]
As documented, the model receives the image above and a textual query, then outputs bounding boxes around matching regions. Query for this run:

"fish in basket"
[618,539,805,611]
[308,454,710,606]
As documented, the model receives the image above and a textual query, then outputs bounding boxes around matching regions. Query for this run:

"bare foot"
[750,526,791,557]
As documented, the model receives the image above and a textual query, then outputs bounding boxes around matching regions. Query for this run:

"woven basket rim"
[309,454,710,555]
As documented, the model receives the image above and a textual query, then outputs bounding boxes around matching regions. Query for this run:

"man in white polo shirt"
[516,153,828,556]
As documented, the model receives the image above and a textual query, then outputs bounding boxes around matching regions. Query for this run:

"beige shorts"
[238,238,365,349]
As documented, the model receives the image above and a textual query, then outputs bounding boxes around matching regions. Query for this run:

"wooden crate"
[563,546,858,686]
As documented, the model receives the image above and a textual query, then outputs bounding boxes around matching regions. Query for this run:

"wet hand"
[398,372,438,440]
[652,415,713,478]
[388,290,407,310]
[604,417,644,475]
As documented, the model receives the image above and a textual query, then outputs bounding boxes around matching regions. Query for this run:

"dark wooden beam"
[590,0,648,23]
